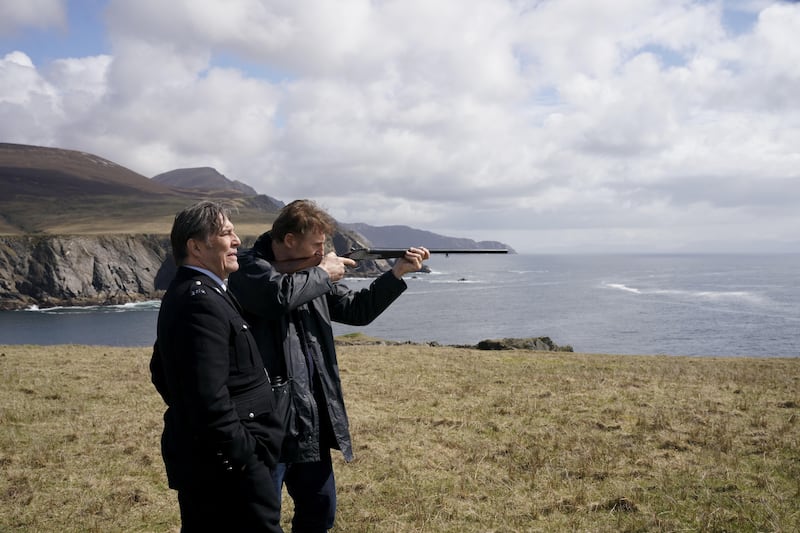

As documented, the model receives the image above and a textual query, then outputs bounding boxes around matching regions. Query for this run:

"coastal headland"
[0,143,512,310]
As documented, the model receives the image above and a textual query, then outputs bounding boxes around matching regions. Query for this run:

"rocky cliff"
[0,234,173,310]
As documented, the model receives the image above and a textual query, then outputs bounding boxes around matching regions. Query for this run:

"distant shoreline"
[1,339,798,359]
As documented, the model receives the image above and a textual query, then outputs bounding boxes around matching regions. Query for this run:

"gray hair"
[170,201,232,264]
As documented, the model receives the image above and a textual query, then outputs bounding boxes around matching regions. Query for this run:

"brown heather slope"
[0,143,281,235]
[0,143,172,195]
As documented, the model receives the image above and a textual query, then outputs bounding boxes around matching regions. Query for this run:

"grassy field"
[1,342,798,532]
[0,194,277,236]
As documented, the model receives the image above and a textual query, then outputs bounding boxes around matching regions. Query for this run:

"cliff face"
[0,235,172,310]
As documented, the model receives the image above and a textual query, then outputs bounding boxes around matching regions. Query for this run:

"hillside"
[0,143,513,251]
[343,222,515,252]
[0,143,281,236]
[0,142,171,196]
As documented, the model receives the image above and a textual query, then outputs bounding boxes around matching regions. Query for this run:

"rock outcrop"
[0,235,171,310]
[475,337,573,352]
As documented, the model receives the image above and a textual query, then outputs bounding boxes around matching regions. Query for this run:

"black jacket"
[228,232,407,463]
[151,266,283,489]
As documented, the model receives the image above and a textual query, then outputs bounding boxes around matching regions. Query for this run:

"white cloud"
[0,0,66,35]
[0,52,63,144]
[1,0,799,253]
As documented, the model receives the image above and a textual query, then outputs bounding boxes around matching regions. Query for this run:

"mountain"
[342,223,515,252]
[0,142,172,196]
[152,167,261,197]
[0,143,280,235]
[1,142,510,250]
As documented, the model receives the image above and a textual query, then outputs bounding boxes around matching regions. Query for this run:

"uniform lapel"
[224,287,244,314]
[209,284,243,315]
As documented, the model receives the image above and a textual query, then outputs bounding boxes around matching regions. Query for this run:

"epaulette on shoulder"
[189,280,208,297]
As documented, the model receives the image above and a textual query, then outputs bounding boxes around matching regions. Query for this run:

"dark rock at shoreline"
[336,333,573,352]
[475,337,573,352]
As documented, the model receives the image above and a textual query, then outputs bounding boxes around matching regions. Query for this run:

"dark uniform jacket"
[228,232,407,463]
[150,266,283,489]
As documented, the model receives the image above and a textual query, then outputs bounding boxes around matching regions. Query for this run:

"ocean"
[1,254,798,357]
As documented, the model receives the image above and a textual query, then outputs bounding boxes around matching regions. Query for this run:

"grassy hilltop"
[1,341,798,532]
[0,143,282,237]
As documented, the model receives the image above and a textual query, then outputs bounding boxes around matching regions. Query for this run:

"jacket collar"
[183,265,226,290]
[252,231,275,260]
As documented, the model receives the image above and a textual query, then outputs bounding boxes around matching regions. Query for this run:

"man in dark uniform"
[228,199,429,532]
[151,201,284,532]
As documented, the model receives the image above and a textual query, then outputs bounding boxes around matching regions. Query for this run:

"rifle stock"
[343,248,509,261]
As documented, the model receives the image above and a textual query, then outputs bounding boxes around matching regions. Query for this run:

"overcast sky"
[1,0,799,253]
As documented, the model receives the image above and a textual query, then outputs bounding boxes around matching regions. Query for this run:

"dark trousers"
[177,455,282,532]
[272,449,337,533]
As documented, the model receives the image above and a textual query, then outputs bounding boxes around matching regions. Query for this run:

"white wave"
[24,304,77,312]
[603,283,766,305]
[652,289,766,304]
[604,283,641,294]
[23,300,161,313]
[112,300,161,308]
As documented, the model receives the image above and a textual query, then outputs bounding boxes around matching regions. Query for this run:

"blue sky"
[1,1,105,60]
[1,0,799,253]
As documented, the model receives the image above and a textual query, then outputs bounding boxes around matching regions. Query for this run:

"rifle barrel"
[344,248,509,261]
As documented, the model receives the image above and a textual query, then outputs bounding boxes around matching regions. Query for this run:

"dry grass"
[0,194,276,236]
[1,343,798,532]
[0,345,175,532]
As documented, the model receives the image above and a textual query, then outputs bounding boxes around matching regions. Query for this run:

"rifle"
[343,248,509,261]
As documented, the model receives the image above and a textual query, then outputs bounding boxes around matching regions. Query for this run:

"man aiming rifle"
[227,199,429,532]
